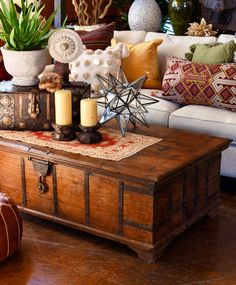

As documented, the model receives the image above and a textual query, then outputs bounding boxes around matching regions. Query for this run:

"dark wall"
[40,1,122,24]
[41,1,77,22]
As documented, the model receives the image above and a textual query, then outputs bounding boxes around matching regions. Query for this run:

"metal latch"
[28,157,51,194]
[28,90,39,119]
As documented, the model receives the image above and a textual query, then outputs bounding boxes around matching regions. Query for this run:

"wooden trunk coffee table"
[0,124,231,263]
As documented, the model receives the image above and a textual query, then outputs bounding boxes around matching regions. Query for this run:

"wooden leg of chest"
[129,245,165,263]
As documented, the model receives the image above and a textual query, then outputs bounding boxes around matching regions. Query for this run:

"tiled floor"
[0,185,236,285]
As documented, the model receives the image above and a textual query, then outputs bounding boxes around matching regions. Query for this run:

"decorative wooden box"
[0,81,90,130]
[0,124,230,262]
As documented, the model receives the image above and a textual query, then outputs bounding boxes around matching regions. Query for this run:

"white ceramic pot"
[1,47,49,86]
[128,0,162,32]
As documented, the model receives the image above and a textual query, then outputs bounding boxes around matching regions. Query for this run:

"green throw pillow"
[185,40,236,64]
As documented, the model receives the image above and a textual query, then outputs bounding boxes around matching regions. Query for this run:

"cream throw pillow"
[69,43,129,92]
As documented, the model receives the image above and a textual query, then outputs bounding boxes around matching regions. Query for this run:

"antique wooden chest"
[0,124,231,262]
[0,81,90,130]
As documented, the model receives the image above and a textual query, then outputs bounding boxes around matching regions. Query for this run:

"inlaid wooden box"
[0,81,90,130]
[0,124,230,262]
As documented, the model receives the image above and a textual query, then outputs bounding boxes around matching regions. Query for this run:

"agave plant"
[0,0,57,51]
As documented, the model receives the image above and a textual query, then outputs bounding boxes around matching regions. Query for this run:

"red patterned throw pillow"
[75,22,116,51]
[162,56,236,111]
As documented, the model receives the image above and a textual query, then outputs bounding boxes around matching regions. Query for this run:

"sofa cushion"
[111,39,163,89]
[145,32,217,80]
[97,88,181,127]
[161,56,236,111]
[113,30,146,45]
[220,144,236,178]
[169,105,236,142]
[75,22,116,50]
[140,89,181,126]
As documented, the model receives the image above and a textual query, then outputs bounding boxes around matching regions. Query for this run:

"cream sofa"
[113,30,236,178]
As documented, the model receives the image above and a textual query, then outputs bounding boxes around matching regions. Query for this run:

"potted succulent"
[0,0,57,86]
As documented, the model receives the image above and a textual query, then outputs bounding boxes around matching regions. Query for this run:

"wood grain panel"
[154,189,170,228]
[0,150,22,205]
[169,175,184,231]
[208,155,221,197]
[56,165,85,224]
[24,159,53,214]
[89,174,119,233]
[183,168,197,220]
[123,190,153,227]
[123,225,153,243]
[197,161,208,210]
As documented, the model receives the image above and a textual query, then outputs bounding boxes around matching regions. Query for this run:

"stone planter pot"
[1,47,48,86]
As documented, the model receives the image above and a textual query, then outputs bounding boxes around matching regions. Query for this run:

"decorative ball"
[0,193,23,263]
[128,0,162,32]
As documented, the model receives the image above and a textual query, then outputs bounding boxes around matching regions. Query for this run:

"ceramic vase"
[168,0,198,35]
[1,47,48,86]
[128,0,162,32]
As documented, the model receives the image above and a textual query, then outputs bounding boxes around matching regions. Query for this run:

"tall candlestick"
[55,89,72,126]
[80,98,97,127]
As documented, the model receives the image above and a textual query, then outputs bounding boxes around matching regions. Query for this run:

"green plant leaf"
[0,0,59,51]
[9,28,17,50]
[0,0,11,19]
[0,9,11,35]
[9,0,19,32]
[40,10,57,35]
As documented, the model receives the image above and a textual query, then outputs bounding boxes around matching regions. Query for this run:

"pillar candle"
[55,89,72,126]
[80,98,97,127]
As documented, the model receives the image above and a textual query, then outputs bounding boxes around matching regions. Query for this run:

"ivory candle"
[80,98,97,127]
[55,89,72,126]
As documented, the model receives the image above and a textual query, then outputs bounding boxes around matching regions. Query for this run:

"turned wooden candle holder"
[77,123,103,144]
[52,123,76,141]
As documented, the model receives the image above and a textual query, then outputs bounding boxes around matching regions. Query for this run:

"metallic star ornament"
[97,73,158,136]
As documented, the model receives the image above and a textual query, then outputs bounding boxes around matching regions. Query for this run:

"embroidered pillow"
[75,22,116,51]
[69,43,129,92]
[111,38,163,89]
[161,56,236,111]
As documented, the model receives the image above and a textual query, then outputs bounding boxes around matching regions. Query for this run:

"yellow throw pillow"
[111,38,163,89]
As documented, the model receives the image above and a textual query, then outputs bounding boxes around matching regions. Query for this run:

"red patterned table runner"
[0,128,162,161]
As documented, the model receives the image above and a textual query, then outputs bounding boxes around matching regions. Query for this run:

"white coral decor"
[69,43,129,92]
